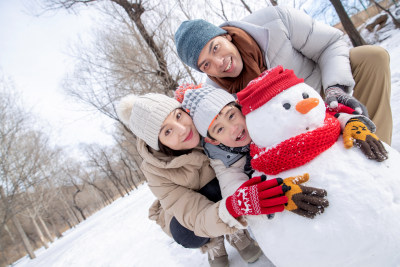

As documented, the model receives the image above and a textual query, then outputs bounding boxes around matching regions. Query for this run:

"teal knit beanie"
[175,19,227,71]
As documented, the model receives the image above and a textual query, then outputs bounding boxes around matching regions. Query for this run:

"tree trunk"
[4,224,16,243]
[61,197,79,226]
[0,186,35,258]
[12,215,36,259]
[88,182,112,205]
[0,242,10,266]
[240,0,253,12]
[38,215,54,242]
[371,0,400,28]
[49,216,62,238]
[329,0,367,47]
[30,215,49,249]
[72,190,86,220]
[111,0,179,94]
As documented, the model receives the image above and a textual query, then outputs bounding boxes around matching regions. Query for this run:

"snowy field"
[12,10,400,267]
[12,184,275,267]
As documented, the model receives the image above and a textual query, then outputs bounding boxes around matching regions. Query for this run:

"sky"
[0,0,115,153]
[6,4,400,267]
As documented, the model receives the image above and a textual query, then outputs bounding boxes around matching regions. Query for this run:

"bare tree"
[79,170,114,206]
[269,0,278,6]
[329,0,368,46]
[84,144,132,197]
[62,162,90,221]
[0,75,38,259]
[370,0,400,28]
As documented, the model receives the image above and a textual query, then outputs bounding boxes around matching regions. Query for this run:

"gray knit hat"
[181,85,235,137]
[116,94,181,150]
[175,19,227,71]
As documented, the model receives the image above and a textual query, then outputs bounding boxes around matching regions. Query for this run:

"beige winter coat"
[137,139,246,238]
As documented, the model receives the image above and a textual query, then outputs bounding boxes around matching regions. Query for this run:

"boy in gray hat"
[174,6,392,145]
[177,83,329,219]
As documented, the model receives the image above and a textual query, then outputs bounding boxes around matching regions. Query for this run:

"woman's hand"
[225,175,289,218]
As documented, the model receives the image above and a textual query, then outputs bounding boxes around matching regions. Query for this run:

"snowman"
[236,66,400,267]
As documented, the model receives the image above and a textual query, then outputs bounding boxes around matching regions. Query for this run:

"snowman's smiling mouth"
[236,130,246,141]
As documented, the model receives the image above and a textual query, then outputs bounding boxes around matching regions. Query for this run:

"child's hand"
[343,118,388,162]
[283,173,329,219]
[225,175,289,218]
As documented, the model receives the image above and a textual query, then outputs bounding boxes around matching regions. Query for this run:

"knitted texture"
[283,173,329,218]
[181,85,235,137]
[175,83,203,103]
[283,174,310,211]
[225,177,287,218]
[343,118,379,148]
[117,93,180,151]
[175,19,227,71]
[251,114,341,175]
[237,66,304,115]
[227,186,261,217]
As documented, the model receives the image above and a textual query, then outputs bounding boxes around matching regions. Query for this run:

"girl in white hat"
[116,93,290,266]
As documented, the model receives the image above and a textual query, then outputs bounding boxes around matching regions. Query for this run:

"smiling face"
[158,109,200,151]
[207,104,252,148]
[246,83,326,148]
[197,35,244,78]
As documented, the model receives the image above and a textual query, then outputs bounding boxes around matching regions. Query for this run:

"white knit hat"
[181,85,235,137]
[116,93,181,150]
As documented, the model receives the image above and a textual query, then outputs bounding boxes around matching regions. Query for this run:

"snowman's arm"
[210,157,249,199]
[334,113,376,133]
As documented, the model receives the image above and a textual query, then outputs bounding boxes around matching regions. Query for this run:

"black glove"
[325,85,368,117]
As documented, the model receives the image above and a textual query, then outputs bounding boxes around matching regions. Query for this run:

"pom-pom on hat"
[116,93,181,151]
[237,66,304,115]
[178,84,235,137]
[175,19,227,71]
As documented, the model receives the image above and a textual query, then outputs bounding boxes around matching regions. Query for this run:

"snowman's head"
[237,66,326,148]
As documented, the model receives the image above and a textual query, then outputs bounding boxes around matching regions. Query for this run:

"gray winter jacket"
[207,6,355,94]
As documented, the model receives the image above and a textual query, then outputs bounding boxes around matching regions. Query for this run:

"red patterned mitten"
[225,176,289,218]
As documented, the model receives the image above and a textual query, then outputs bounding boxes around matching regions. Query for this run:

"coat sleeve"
[275,6,355,92]
[334,113,376,132]
[210,157,249,199]
[142,163,246,238]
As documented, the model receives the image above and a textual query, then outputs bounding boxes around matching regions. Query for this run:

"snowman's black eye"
[283,103,291,110]
[302,92,309,99]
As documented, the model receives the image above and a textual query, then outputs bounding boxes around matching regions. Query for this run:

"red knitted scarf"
[250,114,341,175]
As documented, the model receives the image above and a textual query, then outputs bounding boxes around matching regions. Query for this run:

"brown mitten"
[283,173,329,219]
[343,118,388,162]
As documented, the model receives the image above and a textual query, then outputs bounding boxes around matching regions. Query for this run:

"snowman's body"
[241,76,400,266]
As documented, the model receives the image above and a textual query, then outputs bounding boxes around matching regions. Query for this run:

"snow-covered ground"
[12,9,400,267]
[12,185,274,267]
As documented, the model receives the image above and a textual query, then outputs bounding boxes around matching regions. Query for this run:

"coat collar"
[219,20,270,68]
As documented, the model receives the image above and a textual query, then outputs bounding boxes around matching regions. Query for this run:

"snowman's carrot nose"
[296,98,319,114]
